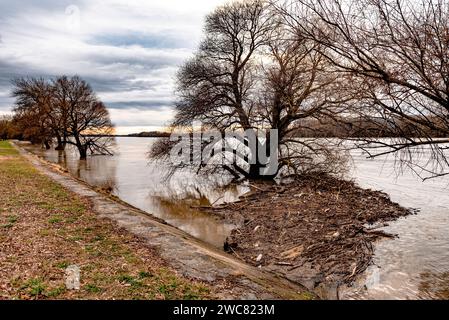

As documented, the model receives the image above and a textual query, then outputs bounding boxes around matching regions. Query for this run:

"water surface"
[342,147,449,300]
[24,137,245,248]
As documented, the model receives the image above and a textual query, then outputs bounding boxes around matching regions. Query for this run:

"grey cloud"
[0,0,220,131]
[106,100,174,110]
[0,97,14,113]
[90,32,182,49]
[0,0,73,16]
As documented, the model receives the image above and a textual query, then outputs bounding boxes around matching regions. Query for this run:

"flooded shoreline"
[21,138,244,248]
[22,137,449,300]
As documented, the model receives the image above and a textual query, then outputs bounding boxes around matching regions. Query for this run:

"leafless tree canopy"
[151,0,349,180]
[11,78,56,148]
[11,76,115,159]
[276,0,449,179]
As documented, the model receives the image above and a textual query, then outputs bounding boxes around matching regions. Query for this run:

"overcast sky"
[0,0,227,134]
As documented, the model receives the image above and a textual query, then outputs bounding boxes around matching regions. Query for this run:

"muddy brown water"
[23,137,248,248]
[23,138,449,300]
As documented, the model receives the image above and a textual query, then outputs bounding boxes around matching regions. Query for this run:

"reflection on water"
[24,137,243,248]
[342,147,449,300]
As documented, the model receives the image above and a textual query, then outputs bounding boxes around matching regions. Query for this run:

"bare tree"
[11,76,115,159]
[277,0,449,179]
[158,0,277,179]
[151,0,349,180]
[51,76,71,150]
[54,76,115,160]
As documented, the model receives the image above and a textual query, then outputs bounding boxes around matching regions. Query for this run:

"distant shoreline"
[89,132,171,138]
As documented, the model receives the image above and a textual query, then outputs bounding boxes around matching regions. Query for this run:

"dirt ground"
[203,173,414,294]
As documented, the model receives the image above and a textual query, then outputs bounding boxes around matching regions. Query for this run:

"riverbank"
[204,173,414,296]
[3,141,314,300]
[0,141,214,299]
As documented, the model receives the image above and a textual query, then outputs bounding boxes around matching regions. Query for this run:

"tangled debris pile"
[204,174,414,291]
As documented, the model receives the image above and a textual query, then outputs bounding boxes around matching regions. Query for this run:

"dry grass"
[0,141,212,300]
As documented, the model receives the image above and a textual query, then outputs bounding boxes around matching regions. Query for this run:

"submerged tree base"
[203,174,414,295]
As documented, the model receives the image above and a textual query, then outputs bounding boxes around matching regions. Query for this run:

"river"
[23,137,245,248]
[23,137,449,300]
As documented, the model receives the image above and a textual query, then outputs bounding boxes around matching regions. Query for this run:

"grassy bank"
[0,141,211,300]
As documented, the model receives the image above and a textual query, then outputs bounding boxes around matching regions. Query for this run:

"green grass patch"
[22,278,47,297]
[84,284,102,293]
[65,216,79,224]
[157,281,179,300]
[46,286,66,298]
[1,215,19,229]
[55,261,70,269]
[8,215,18,224]
[118,274,143,288]
[182,286,210,300]
[92,234,105,242]
[138,271,152,279]
[19,278,66,299]
[0,140,14,148]
[0,161,35,179]
[0,141,19,156]
[61,204,85,214]
[48,215,63,224]
[68,235,84,242]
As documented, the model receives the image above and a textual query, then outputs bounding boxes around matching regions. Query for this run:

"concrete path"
[13,142,313,300]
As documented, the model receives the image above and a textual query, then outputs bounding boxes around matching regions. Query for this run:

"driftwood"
[202,173,413,286]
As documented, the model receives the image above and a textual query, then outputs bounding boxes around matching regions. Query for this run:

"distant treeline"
[127,131,171,138]
[82,131,171,138]
[290,117,449,138]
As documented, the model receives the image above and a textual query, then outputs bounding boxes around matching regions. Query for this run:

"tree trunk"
[78,146,87,160]
[245,135,279,180]
[247,163,277,180]
[55,135,66,151]
[248,163,263,179]
[43,140,51,150]
[73,133,87,160]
